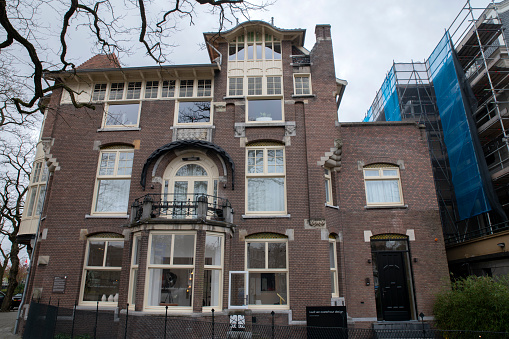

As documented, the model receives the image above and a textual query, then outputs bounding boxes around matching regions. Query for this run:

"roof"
[77,54,120,70]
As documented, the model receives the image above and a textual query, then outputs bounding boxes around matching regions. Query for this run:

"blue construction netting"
[364,66,401,122]
[428,33,491,220]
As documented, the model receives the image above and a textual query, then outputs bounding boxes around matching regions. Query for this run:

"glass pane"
[229,273,246,307]
[145,81,159,98]
[126,82,142,99]
[106,104,140,126]
[176,164,207,177]
[237,45,245,60]
[329,242,335,269]
[364,169,380,177]
[99,152,116,176]
[248,99,282,121]
[150,234,172,264]
[178,101,210,123]
[194,181,208,198]
[255,43,262,60]
[26,188,37,217]
[331,271,336,294]
[132,236,141,265]
[366,180,401,204]
[205,235,222,266]
[173,181,189,217]
[109,83,124,100]
[265,43,273,59]
[273,42,281,59]
[371,239,408,252]
[247,44,254,60]
[268,242,286,269]
[248,273,287,305]
[247,242,265,269]
[131,268,138,304]
[147,268,193,307]
[267,149,284,173]
[162,80,175,97]
[203,269,221,307]
[117,152,134,176]
[83,270,121,302]
[247,178,285,212]
[32,162,42,183]
[383,169,398,176]
[174,181,188,200]
[173,234,195,265]
[87,241,105,267]
[325,179,330,203]
[105,241,124,267]
[247,150,264,173]
[36,184,46,215]
[95,179,131,213]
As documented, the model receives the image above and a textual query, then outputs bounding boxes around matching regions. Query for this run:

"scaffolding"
[363,0,509,245]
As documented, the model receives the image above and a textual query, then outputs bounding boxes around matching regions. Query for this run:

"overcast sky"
[30,0,497,122]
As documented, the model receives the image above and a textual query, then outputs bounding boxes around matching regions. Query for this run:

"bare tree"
[0,129,34,311]
[0,0,270,125]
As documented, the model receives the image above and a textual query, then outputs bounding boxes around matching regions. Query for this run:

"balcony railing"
[444,220,509,245]
[130,194,233,224]
[291,55,310,65]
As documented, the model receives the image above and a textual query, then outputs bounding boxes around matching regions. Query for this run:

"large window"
[93,148,134,214]
[81,235,124,304]
[146,233,196,308]
[246,145,286,214]
[246,235,288,307]
[247,99,283,122]
[203,233,223,310]
[176,101,211,124]
[25,161,48,218]
[363,165,403,206]
[103,103,141,127]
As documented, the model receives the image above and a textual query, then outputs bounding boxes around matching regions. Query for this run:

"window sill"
[242,214,291,219]
[223,96,245,100]
[170,125,215,129]
[291,94,316,98]
[85,214,130,219]
[97,127,141,132]
[244,121,287,127]
[364,205,408,210]
[325,204,339,209]
[77,304,118,310]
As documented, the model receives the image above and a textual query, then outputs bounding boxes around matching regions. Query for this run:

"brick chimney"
[315,24,331,41]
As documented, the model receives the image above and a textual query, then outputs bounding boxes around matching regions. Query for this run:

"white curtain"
[248,178,284,212]
[366,180,401,203]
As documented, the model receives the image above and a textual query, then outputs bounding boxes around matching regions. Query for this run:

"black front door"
[377,252,411,321]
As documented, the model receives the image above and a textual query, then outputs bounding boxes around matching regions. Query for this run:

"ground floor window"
[81,234,124,305]
[246,233,288,307]
[203,233,224,310]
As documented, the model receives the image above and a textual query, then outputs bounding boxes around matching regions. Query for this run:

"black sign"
[306,306,347,339]
[52,276,66,294]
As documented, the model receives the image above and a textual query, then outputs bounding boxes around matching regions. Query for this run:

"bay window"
[25,161,48,218]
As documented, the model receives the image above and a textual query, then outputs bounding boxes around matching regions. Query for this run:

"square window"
[145,81,159,98]
[197,80,212,97]
[109,83,124,100]
[126,82,142,99]
[294,75,311,95]
[177,101,211,124]
[363,166,403,205]
[92,84,107,101]
[248,77,262,96]
[180,80,194,97]
[229,78,243,96]
[162,80,176,97]
[267,77,281,95]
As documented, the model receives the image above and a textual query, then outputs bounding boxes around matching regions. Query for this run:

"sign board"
[306,306,347,339]
[52,276,66,294]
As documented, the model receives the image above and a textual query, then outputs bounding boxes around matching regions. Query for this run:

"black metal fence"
[21,301,509,339]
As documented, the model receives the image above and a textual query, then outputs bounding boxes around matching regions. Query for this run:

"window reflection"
[248,99,282,122]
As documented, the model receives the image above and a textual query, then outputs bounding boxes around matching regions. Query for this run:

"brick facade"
[20,21,449,336]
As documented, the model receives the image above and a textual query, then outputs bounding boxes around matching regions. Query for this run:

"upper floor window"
[126,82,142,99]
[324,168,333,205]
[180,80,194,97]
[363,165,403,206]
[246,144,286,214]
[93,148,134,214]
[294,74,311,95]
[162,80,176,98]
[248,77,262,96]
[198,80,212,97]
[175,101,211,125]
[247,99,283,122]
[267,77,281,95]
[229,78,244,97]
[229,32,281,61]
[81,234,124,305]
[92,84,107,101]
[330,235,339,297]
[25,161,48,218]
[145,81,159,99]
[103,103,141,128]
[109,83,125,100]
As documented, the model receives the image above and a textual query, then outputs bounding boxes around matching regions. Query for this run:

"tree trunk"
[1,237,19,311]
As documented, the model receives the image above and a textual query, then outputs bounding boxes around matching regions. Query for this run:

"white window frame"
[325,168,333,205]
[145,81,160,99]
[128,234,141,308]
[244,237,289,309]
[80,236,124,306]
[174,100,213,126]
[228,32,281,61]
[363,165,404,206]
[102,102,142,128]
[329,237,339,297]
[161,80,176,98]
[245,146,286,215]
[228,77,244,97]
[24,161,48,219]
[203,232,224,311]
[293,74,312,96]
[92,148,134,215]
[92,83,107,101]
[247,77,262,96]
[245,98,284,123]
[144,231,196,311]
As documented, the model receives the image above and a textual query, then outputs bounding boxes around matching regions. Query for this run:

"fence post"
[164,305,168,339]
[211,308,215,339]
[71,300,77,339]
[93,301,98,339]
[271,311,275,339]
[51,299,60,339]
[124,303,129,339]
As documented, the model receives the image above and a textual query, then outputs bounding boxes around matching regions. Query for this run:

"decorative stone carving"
[175,128,210,142]
[285,123,296,136]
[234,124,246,137]
[214,102,226,112]
[304,218,327,229]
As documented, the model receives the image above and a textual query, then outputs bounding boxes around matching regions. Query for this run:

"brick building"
[19,21,449,334]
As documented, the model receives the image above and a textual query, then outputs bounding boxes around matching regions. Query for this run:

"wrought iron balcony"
[130,194,233,224]
[291,55,310,65]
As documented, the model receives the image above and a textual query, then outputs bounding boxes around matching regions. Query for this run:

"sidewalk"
[0,310,21,338]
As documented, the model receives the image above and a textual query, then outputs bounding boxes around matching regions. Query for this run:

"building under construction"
[364,0,509,277]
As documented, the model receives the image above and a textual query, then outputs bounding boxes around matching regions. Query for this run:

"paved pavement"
[0,310,22,338]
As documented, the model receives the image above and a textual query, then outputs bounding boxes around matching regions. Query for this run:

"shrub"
[433,275,509,333]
